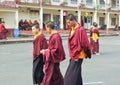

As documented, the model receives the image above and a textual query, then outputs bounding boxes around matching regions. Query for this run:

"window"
[43,14,51,24]
[53,15,60,25]
[111,18,116,26]
[53,0,60,2]
[86,0,92,3]
[0,18,4,22]
[99,17,105,25]
[100,0,105,5]
[86,0,92,6]
[71,0,77,4]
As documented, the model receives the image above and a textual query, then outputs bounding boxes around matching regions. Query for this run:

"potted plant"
[60,1,68,6]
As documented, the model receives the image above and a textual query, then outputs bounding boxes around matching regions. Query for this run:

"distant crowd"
[18,19,46,31]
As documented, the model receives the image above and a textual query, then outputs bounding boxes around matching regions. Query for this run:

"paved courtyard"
[0,36,120,85]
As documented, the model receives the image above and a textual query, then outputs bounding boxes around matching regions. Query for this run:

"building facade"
[0,0,120,30]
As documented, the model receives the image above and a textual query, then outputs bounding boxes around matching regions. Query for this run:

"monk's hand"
[40,49,45,55]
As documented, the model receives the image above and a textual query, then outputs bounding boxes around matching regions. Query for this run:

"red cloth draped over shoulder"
[43,33,65,63]
[0,24,3,33]
[41,33,65,85]
[33,34,48,62]
[68,25,91,61]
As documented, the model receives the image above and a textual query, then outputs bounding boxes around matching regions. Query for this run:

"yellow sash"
[92,33,99,40]
[34,32,41,39]
[79,49,86,59]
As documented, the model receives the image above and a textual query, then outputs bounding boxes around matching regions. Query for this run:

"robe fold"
[33,34,48,84]
[68,25,91,61]
[41,33,65,85]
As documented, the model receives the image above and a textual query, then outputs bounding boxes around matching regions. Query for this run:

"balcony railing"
[0,1,16,8]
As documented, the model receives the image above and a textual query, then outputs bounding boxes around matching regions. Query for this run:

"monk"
[90,22,100,55]
[40,21,65,85]
[32,24,48,85]
[0,21,7,39]
[64,14,91,85]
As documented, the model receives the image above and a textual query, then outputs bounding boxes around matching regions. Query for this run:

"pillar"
[93,11,97,22]
[119,0,120,26]
[40,7,43,29]
[51,14,53,21]
[118,13,120,26]
[78,10,81,23]
[60,9,64,29]
[106,12,110,33]
[15,10,19,28]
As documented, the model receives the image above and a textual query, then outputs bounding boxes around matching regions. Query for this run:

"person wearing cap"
[90,22,100,55]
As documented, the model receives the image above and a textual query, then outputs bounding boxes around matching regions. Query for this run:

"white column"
[61,0,63,3]
[119,0,120,27]
[106,0,110,5]
[15,10,19,28]
[94,0,97,5]
[60,9,64,29]
[118,13,120,26]
[93,11,97,22]
[40,7,43,29]
[106,12,110,28]
[51,14,53,21]
[106,12,110,33]
[78,10,81,23]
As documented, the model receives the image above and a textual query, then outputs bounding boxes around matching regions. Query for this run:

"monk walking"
[90,22,100,55]
[64,14,91,85]
[32,24,48,85]
[40,21,65,85]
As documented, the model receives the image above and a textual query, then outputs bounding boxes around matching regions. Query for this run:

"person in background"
[23,19,29,30]
[40,21,65,85]
[0,21,7,40]
[64,14,91,85]
[32,24,48,85]
[18,19,24,30]
[90,22,100,55]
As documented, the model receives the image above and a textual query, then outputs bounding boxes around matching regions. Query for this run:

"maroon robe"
[64,25,91,85]
[33,34,48,62]
[90,27,99,53]
[41,33,65,85]
[33,34,48,84]
[0,24,7,39]
[68,25,91,61]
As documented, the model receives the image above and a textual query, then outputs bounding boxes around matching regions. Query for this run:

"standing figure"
[32,24,48,85]
[18,19,24,30]
[64,14,91,85]
[0,21,7,39]
[40,21,65,85]
[90,22,100,55]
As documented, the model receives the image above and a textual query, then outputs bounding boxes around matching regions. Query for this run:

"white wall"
[19,8,39,23]
[0,12,15,29]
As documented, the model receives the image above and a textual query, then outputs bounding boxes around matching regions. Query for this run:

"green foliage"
[95,5,102,10]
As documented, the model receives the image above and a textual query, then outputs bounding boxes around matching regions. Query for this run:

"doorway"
[84,16,92,29]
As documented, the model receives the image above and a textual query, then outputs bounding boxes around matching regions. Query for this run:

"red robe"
[68,25,91,61]
[33,34,48,62]
[41,33,65,85]
[0,24,7,39]
[90,27,99,53]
